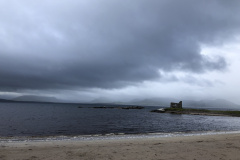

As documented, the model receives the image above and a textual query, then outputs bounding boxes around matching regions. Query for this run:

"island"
[151,101,240,117]
[151,108,240,117]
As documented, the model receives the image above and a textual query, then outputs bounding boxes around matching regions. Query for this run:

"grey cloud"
[0,0,240,92]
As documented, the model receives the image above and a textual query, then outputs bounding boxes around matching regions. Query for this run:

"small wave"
[1,130,240,143]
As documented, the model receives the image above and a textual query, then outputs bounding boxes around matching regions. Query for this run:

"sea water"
[1,102,240,138]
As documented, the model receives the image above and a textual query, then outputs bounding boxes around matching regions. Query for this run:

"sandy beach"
[1,133,240,160]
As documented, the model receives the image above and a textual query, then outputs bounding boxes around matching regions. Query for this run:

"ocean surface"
[1,102,240,138]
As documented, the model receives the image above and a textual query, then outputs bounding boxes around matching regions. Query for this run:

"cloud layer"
[1,0,240,93]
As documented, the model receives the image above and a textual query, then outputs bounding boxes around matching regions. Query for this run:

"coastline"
[152,108,240,117]
[1,131,240,160]
[1,130,240,143]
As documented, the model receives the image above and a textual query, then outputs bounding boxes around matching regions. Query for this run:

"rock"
[121,106,144,109]
[151,108,165,113]
[93,106,115,109]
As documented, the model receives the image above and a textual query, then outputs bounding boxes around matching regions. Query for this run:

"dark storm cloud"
[0,0,240,91]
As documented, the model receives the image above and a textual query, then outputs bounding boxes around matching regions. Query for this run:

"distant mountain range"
[0,98,13,102]
[12,95,59,103]
[0,95,59,103]
[181,99,240,109]
[1,95,240,110]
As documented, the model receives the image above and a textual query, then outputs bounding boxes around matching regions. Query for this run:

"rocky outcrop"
[151,108,165,113]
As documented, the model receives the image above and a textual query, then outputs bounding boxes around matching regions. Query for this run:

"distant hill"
[0,98,13,102]
[127,97,177,106]
[127,98,240,110]
[183,99,240,110]
[90,97,115,103]
[12,95,59,103]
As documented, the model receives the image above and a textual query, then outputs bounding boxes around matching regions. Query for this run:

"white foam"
[1,130,240,143]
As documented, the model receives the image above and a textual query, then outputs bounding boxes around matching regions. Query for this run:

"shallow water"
[2,130,240,143]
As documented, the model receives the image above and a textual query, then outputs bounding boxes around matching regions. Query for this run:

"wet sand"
[1,133,240,160]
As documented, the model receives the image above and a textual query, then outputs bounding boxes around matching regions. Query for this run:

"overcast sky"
[1,0,240,103]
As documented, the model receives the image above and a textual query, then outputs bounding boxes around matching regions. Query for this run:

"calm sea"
[1,102,240,137]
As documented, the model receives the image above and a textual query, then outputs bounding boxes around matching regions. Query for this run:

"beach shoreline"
[1,130,240,142]
[1,132,240,160]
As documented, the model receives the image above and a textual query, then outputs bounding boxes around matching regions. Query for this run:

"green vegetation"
[164,108,240,117]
